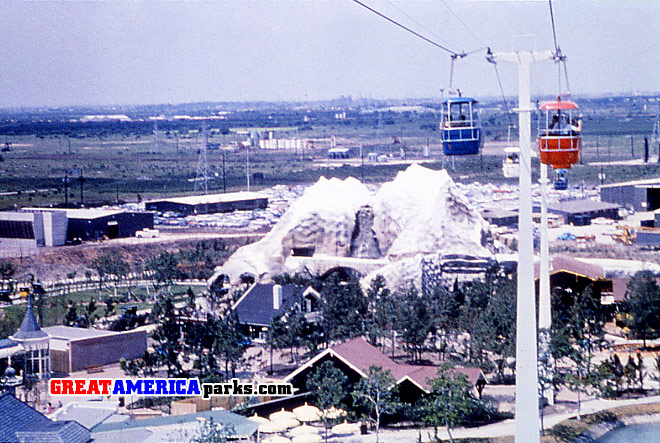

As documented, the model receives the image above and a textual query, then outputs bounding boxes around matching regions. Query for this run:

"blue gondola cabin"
[441,97,482,156]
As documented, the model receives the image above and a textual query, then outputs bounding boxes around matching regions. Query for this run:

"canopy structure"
[292,403,321,423]
[331,420,360,436]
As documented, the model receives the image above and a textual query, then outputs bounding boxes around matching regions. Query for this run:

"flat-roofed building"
[44,326,147,374]
[0,211,67,250]
[548,199,620,225]
[145,191,268,215]
[25,208,153,242]
[601,178,660,211]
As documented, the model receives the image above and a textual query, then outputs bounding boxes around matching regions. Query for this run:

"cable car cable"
[438,0,487,48]
[547,0,571,96]
[384,0,454,51]
[351,0,462,56]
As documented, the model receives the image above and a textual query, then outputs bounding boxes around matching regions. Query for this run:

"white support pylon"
[539,163,554,406]
[489,49,553,443]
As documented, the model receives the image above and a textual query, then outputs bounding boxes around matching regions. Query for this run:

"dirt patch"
[3,234,260,283]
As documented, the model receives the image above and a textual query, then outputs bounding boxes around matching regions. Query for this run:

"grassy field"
[0,284,205,340]
[0,97,657,210]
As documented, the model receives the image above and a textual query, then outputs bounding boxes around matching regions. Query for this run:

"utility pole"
[64,172,68,208]
[488,48,554,443]
[631,135,634,158]
[222,151,227,193]
[78,170,84,207]
[246,145,250,192]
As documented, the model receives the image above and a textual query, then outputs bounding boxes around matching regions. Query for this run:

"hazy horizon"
[0,0,658,108]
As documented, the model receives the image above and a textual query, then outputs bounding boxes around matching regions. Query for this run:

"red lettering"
[75,379,85,394]
[99,380,112,395]
[88,380,100,395]
[63,380,74,395]
[50,379,61,395]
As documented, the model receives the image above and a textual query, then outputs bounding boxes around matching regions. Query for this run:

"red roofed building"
[285,337,487,403]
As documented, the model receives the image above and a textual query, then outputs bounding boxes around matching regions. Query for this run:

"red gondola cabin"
[537,99,581,169]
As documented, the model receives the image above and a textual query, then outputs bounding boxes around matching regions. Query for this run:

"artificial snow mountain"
[211,164,494,289]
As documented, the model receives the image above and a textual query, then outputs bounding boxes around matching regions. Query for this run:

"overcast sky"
[0,0,657,108]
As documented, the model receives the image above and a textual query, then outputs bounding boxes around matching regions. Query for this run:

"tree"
[185,286,196,313]
[623,271,660,347]
[120,351,158,377]
[306,361,349,442]
[213,309,248,380]
[266,314,288,375]
[365,275,394,348]
[83,297,98,326]
[595,353,624,398]
[102,296,115,318]
[320,273,368,343]
[151,294,183,377]
[65,302,78,326]
[191,418,231,443]
[91,250,129,291]
[419,364,478,443]
[395,285,433,362]
[0,260,16,292]
[352,366,400,443]
[550,285,607,418]
[148,251,180,291]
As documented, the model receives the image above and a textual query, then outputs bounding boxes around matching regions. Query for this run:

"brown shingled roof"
[534,255,605,281]
[286,337,485,393]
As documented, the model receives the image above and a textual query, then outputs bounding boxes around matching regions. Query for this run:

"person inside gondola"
[569,114,583,134]
[548,114,560,134]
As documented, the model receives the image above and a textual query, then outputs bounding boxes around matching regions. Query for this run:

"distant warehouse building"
[601,178,660,212]
[145,191,268,216]
[0,211,67,250]
[24,208,154,242]
[548,199,620,225]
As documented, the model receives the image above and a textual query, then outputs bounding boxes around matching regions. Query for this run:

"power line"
[352,0,461,56]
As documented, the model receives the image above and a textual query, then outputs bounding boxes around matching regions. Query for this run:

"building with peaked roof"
[0,392,90,443]
[533,255,660,306]
[0,304,146,377]
[4,298,50,380]
[232,283,321,341]
[284,337,487,404]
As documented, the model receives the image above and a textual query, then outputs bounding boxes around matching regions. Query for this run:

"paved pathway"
[338,395,660,443]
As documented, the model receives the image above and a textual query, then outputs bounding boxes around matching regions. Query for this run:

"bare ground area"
[2,231,263,283]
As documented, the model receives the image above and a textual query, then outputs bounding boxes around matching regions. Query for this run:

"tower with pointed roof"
[9,296,50,379]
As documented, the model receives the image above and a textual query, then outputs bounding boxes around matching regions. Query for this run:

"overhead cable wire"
[492,61,513,128]
[352,0,461,56]
[438,0,487,48]
[548,0,571,96]
[547,0,559,54]
[384,0,454,52]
